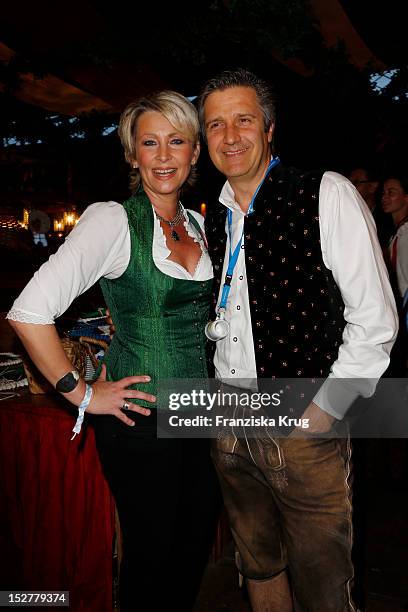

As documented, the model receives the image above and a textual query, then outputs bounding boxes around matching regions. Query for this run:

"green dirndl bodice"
[98,191,211,432]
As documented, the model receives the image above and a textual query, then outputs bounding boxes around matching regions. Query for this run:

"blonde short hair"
[118,90,200,193]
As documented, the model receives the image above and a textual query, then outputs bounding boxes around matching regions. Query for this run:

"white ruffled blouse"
[7,201,213,325]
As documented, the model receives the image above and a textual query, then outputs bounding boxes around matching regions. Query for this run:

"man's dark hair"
[364,167,379,183]
[197,68,276,138]
[348,166,378,183]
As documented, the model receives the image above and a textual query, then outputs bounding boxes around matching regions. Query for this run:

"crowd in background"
[348,165,408,375]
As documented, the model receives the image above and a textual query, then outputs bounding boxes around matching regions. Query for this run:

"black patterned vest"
[205,163,345,378]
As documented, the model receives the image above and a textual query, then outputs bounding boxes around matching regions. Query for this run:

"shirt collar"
[218,155,274,215]
[219,180,242,213]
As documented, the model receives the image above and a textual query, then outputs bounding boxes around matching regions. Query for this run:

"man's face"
[203,86,273,185]
[349,168,376,201]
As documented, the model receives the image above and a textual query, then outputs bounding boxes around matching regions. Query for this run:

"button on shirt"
[214,204,257,381]
[213,170,398,418]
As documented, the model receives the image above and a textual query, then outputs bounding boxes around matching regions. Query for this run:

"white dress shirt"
[7,201,213,325]
[213,170,398,418]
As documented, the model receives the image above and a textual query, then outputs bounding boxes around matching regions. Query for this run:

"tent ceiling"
[0,0,406,116]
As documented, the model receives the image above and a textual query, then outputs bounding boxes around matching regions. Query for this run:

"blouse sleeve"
[7,201,130,324]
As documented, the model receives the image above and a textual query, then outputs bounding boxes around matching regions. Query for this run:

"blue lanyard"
[218,157,280,311]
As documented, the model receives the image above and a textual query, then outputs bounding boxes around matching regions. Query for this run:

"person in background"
[382,172,408,375]
[349,166,378,212]
[349,165,393,247]
[382,173,408,301]
[7,91,219,611]
[198,68,397,612]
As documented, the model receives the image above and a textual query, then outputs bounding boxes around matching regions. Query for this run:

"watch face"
[56,371,80,393]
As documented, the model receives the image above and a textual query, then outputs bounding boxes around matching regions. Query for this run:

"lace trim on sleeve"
[6,309,55,325]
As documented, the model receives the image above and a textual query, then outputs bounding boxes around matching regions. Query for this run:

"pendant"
[171,229,180,241]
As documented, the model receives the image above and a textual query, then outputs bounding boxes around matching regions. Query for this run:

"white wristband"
[71,384,93,440]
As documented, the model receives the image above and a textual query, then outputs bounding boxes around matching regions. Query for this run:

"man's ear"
[267,122,275,143]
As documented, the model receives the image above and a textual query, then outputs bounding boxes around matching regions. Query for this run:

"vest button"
[231,369,235,374]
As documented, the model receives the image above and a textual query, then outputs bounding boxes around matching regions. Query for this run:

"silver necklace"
[155,202,184,241]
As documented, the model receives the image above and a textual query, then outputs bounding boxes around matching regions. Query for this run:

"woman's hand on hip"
[88,364,155,426]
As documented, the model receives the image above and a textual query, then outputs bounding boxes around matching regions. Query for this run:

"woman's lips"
[153,168,177,177]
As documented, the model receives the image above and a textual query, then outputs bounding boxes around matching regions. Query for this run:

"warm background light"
[63,211,77,226]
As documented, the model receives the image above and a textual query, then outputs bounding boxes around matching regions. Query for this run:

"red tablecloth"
[0,391,115,611]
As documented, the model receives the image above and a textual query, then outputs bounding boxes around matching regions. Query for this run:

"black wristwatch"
[55,370,80,393]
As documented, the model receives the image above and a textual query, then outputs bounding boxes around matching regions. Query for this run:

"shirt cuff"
[313,378,366,419]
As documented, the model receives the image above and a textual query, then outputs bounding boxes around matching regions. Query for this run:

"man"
[348,167,378,213]
[198,69,398,611]
[348,166,393,247]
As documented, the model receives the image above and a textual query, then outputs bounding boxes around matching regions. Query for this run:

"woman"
[8,91,219,611]
[382,173,408,376]
[382,174,408,300]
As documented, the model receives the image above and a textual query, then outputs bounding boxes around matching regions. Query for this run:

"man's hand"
[291,401,336,436]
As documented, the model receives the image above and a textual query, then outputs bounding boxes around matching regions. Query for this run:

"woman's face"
[382,179,408,215]
[133,111,199,202]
